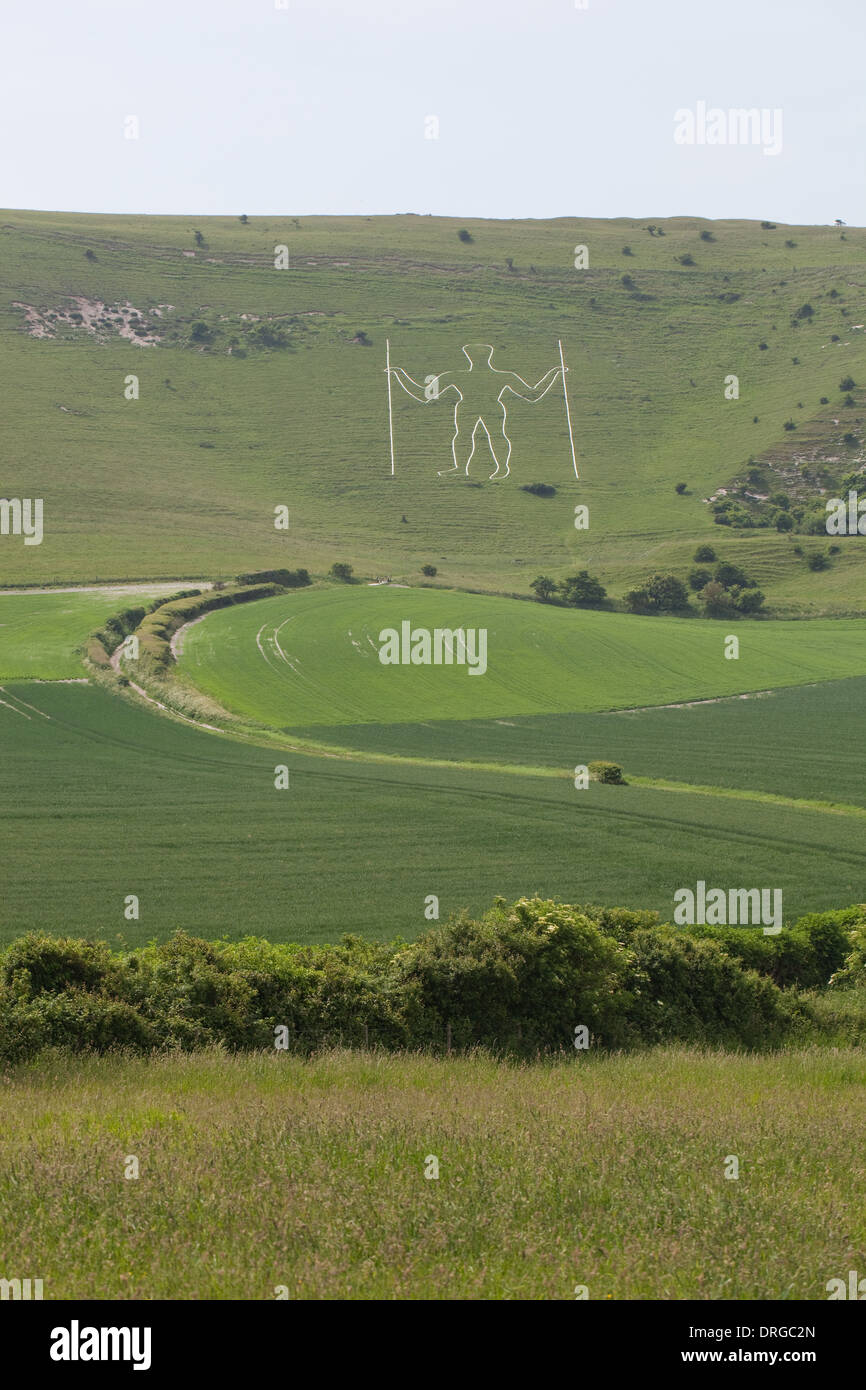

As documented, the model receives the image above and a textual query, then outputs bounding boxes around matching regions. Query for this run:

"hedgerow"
[2,897,862,1064]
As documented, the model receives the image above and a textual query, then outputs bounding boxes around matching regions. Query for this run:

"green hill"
[2,210,865,611]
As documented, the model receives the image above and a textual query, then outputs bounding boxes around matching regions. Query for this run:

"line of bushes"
[1,899,862,1065]
[84,590,201,669]
[85,583,284,680]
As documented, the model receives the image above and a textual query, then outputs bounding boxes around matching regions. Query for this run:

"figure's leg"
[439,408,476,475]
[486,410,512,479]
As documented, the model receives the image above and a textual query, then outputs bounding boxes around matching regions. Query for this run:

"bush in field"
[831,924,866,988]
[329,562,354,582]
[693,908,857,990]
[588,760,626,784]
[114,933,270,1050]
[693,544,716,562]
[1,934,115,999]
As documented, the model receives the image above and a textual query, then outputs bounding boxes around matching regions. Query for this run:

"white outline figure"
[387,342,565,479]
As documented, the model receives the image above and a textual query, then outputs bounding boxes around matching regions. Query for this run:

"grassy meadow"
[1,1046,863,1300]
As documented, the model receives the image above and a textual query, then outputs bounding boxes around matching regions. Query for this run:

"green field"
[299,676,866,810]
[1,1047,863,1299]
[2,210,866,614]
[0,589,170,679]
[1,677,864,946]
[178,585,866,732]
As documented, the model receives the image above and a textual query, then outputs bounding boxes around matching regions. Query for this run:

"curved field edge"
[85,586,866,823]
[177,585,866,728]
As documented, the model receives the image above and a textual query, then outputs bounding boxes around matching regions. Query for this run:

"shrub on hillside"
[715,562,755,589]
[558,570,607,606]
[530,575,557,601]
[688,567,712,591]
[329,562,354,582]
[693,545,717,563]
[624,573,689,614]
[236,568,310,588]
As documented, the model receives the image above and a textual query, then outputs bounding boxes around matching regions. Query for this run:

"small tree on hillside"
[329,562,354,582]
[530,575,558,602]
[625,573,689,614]
[558,570,607,607]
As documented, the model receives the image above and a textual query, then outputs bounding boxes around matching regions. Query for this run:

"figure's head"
[461,342,495,367]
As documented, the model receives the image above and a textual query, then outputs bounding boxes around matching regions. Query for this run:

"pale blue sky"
[2,0,862,224]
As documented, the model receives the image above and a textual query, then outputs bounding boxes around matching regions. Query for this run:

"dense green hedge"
[235,568,311,588]
[2,897,862,1064]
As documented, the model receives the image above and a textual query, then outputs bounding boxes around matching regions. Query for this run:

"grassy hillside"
[2,1047,864,1299]
[177,584,866,729]
[2,210,865,610]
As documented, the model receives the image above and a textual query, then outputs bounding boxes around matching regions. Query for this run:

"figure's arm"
[389,367,456,402]
[500,366,563,402]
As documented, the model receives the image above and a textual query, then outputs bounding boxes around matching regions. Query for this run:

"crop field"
[299,675,866,809]
[1,675,864,947]
[0,589,169,679]
[179,584,866,730]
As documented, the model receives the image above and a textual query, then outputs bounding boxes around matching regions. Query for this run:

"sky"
[1,0,863,225]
